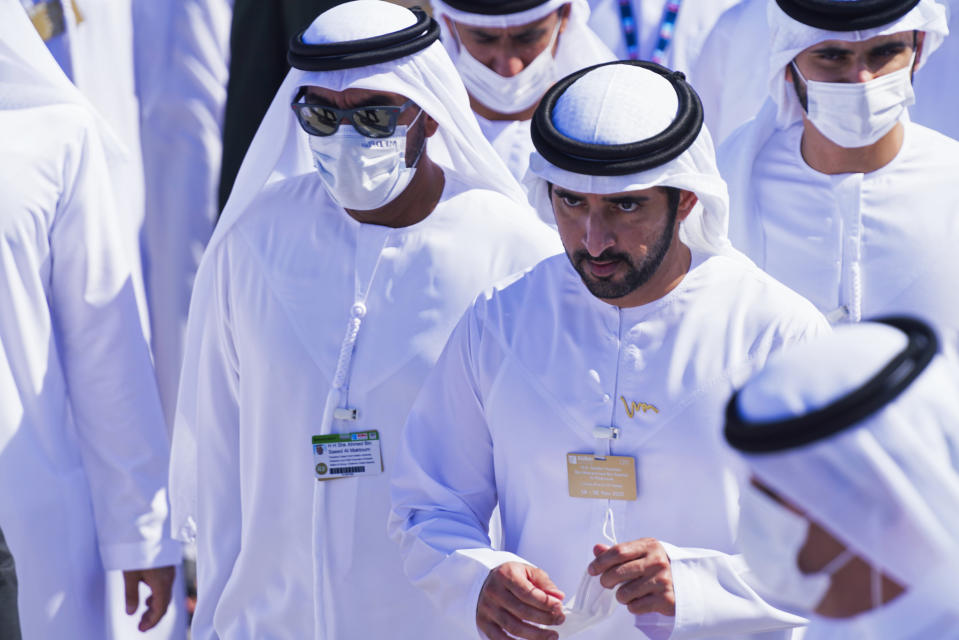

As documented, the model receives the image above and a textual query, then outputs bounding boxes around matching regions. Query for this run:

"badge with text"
[567,454,637,501]
[312,430,383,480]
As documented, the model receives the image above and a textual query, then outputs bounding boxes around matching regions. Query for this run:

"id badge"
[312,430,383,480]
[566,453,637,501]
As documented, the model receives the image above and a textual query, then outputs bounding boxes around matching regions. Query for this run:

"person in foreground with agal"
[725,316,959,639]
[390,60,829,640]
[168,2,559,638]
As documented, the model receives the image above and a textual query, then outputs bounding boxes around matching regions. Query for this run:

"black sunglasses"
[291,98,417,138]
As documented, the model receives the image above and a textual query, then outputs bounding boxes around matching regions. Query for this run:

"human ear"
[676,190,698,221]
[913,31,925,74]
[558,4,572,34]
[443,15,461,53]
[424,112,439,138]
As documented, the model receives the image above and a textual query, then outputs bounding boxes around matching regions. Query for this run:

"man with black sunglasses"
[169,2,559,639]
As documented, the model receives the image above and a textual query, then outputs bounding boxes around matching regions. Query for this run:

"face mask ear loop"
[871,564,883,610]
[819,546,855,577]
[405,107,427,169]
[602,506,618,546]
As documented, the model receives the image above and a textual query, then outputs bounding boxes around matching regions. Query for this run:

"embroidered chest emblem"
[620,396,659,418]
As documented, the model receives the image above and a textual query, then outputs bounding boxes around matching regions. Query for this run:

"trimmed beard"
[568,197,679,300]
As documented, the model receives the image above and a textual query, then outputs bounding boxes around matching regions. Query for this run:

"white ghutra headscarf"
[730,320,959,615]
[525,62,739,259]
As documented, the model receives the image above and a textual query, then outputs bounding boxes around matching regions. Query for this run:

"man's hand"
[588,538,676,617]
[122,565,176,632]
[477,562,566,640]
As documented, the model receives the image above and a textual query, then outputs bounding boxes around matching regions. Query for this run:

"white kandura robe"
[688,0,768,146]
[36,0,151,336]
[721,119,959,341]
[476,114,533,186]
[182,170,560,640]
[390,251,828,640]
[0,104,180,638]
[135,0,232,434]
[586,0,742,72]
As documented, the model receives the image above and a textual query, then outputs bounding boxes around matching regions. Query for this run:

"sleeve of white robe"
[49,114,179,572]
[389,307,529,640]
[175,239,242,640]
[635,543,806,639]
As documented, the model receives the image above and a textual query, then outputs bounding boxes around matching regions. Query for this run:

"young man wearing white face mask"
[718,0,959,344]
[168,3,560,639]
[725,317,959,639]
[432,0,614,186]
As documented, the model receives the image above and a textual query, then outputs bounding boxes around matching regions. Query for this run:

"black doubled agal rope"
[288,6,440,71]
[724,316,938,454]
[775,0,921,31]
[440,0,552,14]
[530,60,704,177]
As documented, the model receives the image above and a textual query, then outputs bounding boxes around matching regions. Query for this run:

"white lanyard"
[318,229,392,434]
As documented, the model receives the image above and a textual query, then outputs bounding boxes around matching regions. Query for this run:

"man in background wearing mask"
[725,317,959,638]
[432,0,613,186]
[718,0,959,347]
[168,2,558,638]
[390,61,826,640]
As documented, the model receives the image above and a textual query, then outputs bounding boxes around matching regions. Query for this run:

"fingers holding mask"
[477,562,566,640]
[588,539,676,617]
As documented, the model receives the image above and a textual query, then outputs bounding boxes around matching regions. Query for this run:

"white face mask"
[309,109,423,211]
[804,566,907,640]
[453,19,561,115]
[791,53,916,149]
[738,483,854,613]
[545,507,620,637]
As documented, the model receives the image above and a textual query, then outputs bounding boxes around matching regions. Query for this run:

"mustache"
[572,249,634,266]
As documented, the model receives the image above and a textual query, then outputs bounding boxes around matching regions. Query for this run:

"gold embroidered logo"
[620,396,659,418]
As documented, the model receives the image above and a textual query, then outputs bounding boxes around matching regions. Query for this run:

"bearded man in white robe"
[718,0,959,350]
[390,60,829,640]
[432,0,613,183]
[0,3,179,637]
[725,317,959,639]
[168,2,560,639]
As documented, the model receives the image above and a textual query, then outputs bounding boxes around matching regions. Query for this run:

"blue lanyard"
[617,0,683,64]
[617,0,640,60]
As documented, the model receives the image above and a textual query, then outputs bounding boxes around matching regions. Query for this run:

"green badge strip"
[312,430,379,445]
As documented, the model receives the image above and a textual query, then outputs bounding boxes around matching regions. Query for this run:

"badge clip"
[592,425,619,460]
[333,407,358,421]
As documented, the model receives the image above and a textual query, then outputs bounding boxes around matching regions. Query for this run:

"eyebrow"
[552,188,581,199]
[868,40,909,54]
[466,25,548,41]
[511,26,547,40]
[809,45,854,56]
[552,189,651,205]
[603,195,650,205]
